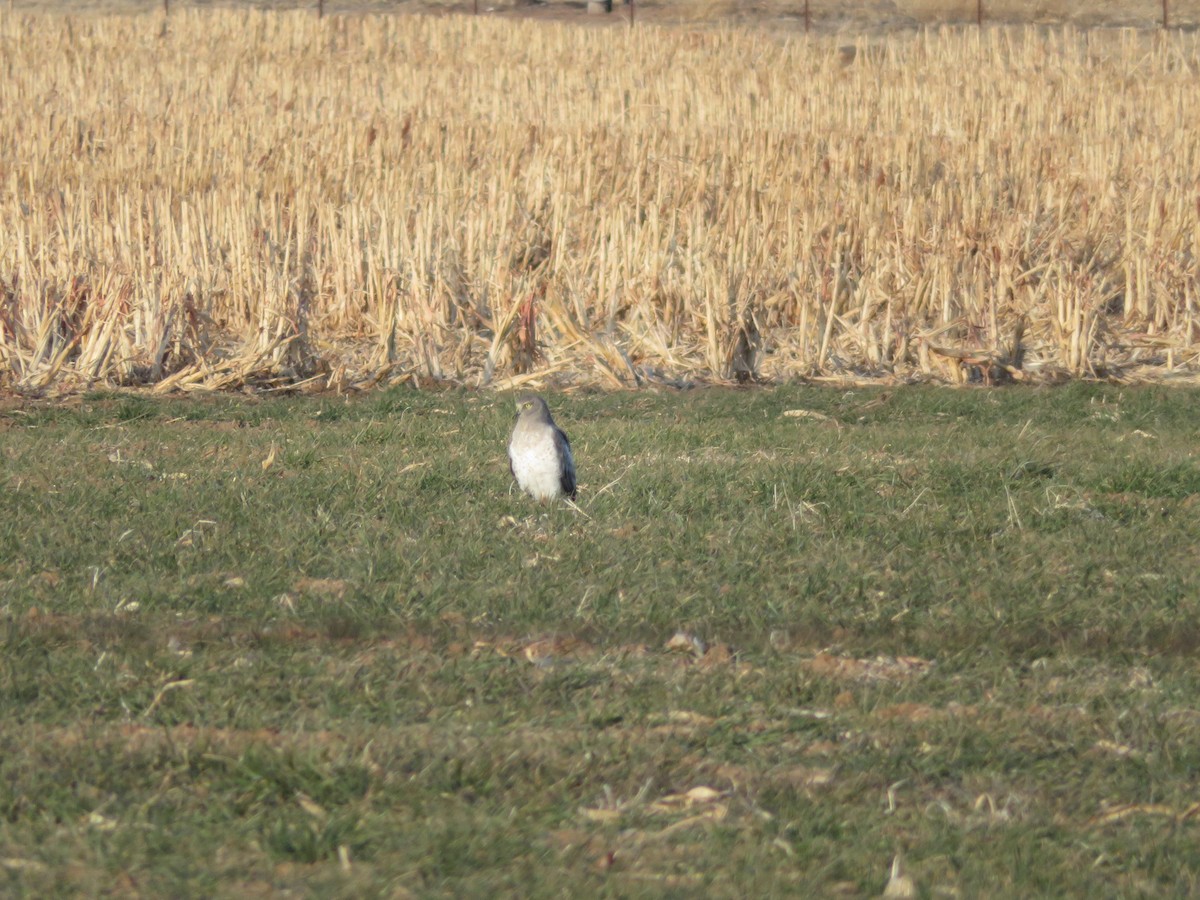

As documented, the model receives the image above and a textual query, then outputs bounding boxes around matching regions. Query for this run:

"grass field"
[2,384,1200,895]
[4,2,1200,894]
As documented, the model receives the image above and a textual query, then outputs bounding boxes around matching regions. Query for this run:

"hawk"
[508,394,577,503]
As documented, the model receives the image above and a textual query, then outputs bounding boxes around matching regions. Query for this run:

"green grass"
[2,384,1199,896]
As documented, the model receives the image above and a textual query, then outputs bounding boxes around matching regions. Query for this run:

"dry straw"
[0,10,1198,393]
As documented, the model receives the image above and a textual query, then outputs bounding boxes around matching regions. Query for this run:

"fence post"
[318,0,324,18]
[1163,0,1169,28]
[804,0,810,33]
[977,0,983,26]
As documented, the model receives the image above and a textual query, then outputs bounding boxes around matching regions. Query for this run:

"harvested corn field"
[1,9,1199,392]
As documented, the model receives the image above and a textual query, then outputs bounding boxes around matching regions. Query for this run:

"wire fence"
[117,0,1200,31]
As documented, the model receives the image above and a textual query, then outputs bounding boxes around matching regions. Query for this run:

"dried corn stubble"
[1,12,1198,392]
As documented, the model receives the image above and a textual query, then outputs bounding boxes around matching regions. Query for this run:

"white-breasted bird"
[507,394,577,503]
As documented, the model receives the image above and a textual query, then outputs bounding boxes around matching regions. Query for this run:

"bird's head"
[515,394,543,415]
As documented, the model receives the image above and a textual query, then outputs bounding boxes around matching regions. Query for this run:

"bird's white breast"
[510,429,569,501]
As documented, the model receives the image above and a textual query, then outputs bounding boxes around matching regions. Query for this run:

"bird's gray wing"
[555,427,577,500]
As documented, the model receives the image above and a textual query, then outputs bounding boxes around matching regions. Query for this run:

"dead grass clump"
[1,11,1198,392]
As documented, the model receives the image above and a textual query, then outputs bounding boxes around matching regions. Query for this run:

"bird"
[508,394,577,503]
